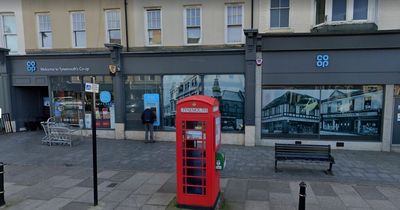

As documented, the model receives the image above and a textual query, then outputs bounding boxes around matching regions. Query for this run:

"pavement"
[0,131,399,210]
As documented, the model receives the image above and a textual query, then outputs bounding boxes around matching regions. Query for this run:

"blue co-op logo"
[316,55,329,68]
[26,60,37,72]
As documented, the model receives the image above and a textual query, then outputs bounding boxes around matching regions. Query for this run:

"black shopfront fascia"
[7,50,247,131]
[258,31,400,142]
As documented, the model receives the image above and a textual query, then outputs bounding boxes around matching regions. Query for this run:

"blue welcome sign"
[144,93,160,126]
[316,54,329,68]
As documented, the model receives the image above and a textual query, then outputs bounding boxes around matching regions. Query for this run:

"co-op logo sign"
[26,60,37,73]
[316,54,329,68]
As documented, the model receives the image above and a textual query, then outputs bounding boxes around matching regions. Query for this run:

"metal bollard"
[298,182,306,210]
[0,162,5,207]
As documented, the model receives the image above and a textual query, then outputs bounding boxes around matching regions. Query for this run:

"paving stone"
[245,200,270,210]
[220,178,229,189]
[101,190,131,203]
[134,184,162,195]
[98,170,119,179]
[366,200,399,210]
[58,186,91,199]
[266,180,291,193]
[225,201,245,210]
[54,178,84,188]
[119,194,150,208]
[269,204,296,210]
[354,185,388,200]
[109,171,137,182]
[4,183,28,196]
[75,189,109,203]
[146,193,175,205]
[7,199,46,210]
[146,173,172,185]
[247,189,269,201]
[60,201,91,210]
[248,180,269,190]
[309,182,337,196]
[289,182,318,205]
[17,185,67,200]
[33,198,72,210]
[77,177,106,188]
[376,186,400,198]
[224,186,247,202]
[140,205,165,210]
[316,196,346,210]
[116,172,154,191]
[157,180,176,193]
[269,193,294,206]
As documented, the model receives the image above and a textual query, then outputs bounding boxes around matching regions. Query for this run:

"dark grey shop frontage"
[0,48,248,144]
[244,30,400,151]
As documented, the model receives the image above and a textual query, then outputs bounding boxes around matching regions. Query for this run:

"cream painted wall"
[131,0,253,47]
[0,0,25,54]
[22,0,125,50]
[377,0,400,30]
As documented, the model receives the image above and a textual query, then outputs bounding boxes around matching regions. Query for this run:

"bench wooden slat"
[274,143,335,172]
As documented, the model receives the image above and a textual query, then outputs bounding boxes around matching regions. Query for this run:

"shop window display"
[83,76,114,129]
[262,85,383,141]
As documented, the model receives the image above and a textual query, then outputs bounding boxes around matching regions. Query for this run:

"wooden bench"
[275,143,335,173]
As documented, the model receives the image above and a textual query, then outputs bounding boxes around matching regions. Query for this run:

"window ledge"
[311,22,378,34]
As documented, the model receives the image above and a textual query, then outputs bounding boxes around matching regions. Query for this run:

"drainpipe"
[251,0,254,29]
[124,0,130,52]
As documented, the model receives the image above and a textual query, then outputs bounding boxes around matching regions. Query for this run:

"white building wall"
[377,0,400,30]
[0,0,25,54]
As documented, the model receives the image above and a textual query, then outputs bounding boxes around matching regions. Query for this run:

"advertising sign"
[144,93,160,126]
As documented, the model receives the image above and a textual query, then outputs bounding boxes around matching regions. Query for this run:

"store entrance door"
[13,86,50,131]
[392,97,400,144]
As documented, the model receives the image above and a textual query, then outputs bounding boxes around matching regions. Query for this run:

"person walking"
[141,107,157,143]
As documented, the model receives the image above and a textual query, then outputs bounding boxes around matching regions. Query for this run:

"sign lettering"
[181,108,208,113]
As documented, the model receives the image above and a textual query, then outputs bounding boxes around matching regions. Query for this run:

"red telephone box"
[176,95,221,209]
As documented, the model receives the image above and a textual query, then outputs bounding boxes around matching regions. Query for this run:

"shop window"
[185,7,201,44]
[0,14,18,53]
[37,14,52,48]
[226,4,243,43]
[105,10,121,44]
[71,12,86,48]
[83,76,114,129]
[262,85,383,141]
[319,0,373,24]
[315,0,326,24]
[146,9,161,45]
[270,0,289,28]
[125,75,162,130]
[332,0,346,21]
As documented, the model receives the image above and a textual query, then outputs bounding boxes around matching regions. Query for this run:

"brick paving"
[0,131,399,209]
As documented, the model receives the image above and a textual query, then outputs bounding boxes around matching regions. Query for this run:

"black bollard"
[298,182,306,210]
[0,162,5,207]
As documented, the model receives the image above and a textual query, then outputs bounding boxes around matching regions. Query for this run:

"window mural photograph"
[163,74,245,131]
[261,87,320,137]
[261,85,383,140]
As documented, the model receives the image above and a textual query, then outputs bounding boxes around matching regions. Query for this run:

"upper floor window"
[270,0,289,28]
[184,7,201,45]
[105,10,121,44]
[71,12,86,48]
[332,0,346,21]
[0,14,18,53]
[317,0,372,24]
[226,4,243,44]
[145,9,161,46]
[37,14,52,48]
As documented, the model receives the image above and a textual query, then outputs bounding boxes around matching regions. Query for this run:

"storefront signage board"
[144,93,160,126]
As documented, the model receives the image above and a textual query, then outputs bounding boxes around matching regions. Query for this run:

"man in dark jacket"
[141,107,157,143]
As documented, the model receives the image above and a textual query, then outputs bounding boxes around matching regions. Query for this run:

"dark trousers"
[144,123,154,141]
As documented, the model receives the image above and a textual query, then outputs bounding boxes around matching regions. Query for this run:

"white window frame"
[36,13,52,49]
[183,6,202,45]
[0,13,18,53]
[70,11,86,48]
[269,0,290,29]
[320,0,376,25]
[105,10,121,44]
[144,8,162,46]
[225,4,244,44]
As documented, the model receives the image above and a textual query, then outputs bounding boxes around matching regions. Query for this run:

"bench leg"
[274,160,278,172]
[328,162,333,172]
